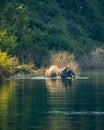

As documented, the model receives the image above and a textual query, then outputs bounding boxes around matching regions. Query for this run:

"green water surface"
[0,71,104,130]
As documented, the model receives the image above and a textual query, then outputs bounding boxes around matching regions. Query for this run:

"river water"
[0,71,104,130]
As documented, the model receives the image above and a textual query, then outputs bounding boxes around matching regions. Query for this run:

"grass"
[49,50,80,72]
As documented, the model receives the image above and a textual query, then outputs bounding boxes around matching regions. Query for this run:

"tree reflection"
[0,80,16,130]
[0,79,50,130]
[0,80,16,110]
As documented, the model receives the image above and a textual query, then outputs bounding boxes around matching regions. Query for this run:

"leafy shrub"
[49,50,79,72]
[0,51,18,77]
[15,64,34,74]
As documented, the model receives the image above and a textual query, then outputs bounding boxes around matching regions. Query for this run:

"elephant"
[60,67,76,79]
[45,65,76,79]
[45,65,59,77]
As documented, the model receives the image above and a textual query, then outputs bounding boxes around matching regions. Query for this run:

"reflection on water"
[48,110,104,116]
[45,78,74,93]
[0,72,104,130]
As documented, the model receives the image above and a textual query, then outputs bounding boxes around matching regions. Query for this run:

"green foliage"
[0,0,104,69]
[73,36,96,57]
[0,51,18,77]
[15,64,34,74]
[0,30,17,53]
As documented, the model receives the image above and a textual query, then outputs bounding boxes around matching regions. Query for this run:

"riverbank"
[1,67,104,83]
[11,67,104,79]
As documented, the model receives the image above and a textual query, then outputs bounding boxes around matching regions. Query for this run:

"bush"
[49,50,79,72]
[0,51,18,77]
[91,48,104,68]
[78,47,104,71]
[15,64,34,74]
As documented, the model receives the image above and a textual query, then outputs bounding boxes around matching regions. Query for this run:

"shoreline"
[0,68,104,82]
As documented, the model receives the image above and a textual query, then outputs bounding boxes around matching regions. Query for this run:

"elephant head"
[60,67,76,79]
[45,65,58,77]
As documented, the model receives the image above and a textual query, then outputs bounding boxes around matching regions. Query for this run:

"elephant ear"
[60,68,67,78]
[66,68,70,73]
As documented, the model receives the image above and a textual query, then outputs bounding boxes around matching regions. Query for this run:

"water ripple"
[48,110,104,116]
[15,76,90,80]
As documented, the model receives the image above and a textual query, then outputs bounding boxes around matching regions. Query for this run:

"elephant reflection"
[45,78,73,93]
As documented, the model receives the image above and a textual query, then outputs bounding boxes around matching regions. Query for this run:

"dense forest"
[0,0,104,77]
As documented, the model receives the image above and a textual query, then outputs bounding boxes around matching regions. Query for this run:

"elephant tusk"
[71,74,75,78]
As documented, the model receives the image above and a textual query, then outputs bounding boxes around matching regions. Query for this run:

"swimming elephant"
[60,67,76,79]
[45,65,76,79]
[45,65,58,77]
